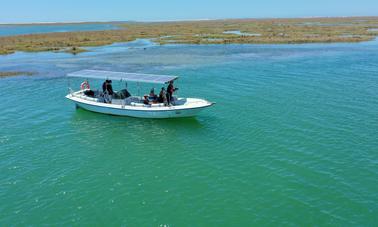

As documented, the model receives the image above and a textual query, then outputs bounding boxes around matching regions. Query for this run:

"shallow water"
[223,30,261,36]
[0,23,119,36]
[0,38,378,226]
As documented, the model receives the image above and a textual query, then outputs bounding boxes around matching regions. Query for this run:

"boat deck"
[69,90,197,108]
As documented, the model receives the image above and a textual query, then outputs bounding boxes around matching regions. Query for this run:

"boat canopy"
[67,69,178,84]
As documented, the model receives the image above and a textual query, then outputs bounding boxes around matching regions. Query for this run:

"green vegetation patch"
[0,17,377,55]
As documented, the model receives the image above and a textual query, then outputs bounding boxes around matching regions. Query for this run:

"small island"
[0,16,378,55]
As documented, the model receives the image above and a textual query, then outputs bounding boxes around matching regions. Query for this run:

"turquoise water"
[0,23,119,36]
[1,39,378,226]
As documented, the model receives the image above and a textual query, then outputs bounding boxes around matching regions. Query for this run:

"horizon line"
[1,15,377,25]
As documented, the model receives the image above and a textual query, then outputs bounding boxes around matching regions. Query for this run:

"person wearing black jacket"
[166,81,178,105]
[102,80,108,93]
[102,79,114,95]
[106,80,114,95]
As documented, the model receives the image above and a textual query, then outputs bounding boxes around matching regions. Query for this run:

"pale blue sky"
[1,0,377,23]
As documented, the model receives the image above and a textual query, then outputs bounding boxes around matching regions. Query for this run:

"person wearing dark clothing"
[143,96,149,105]
[166,81,177,105]
[158,87,166,103]
[106,80,114,95]
[102,79,114,95]
[102,80,108,93]
[101,80,113,103]
[84,90,95,97]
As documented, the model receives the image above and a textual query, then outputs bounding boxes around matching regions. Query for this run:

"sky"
[0,0,377,23]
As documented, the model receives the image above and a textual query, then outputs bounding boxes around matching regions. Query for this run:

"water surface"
[0,39,377,226]
[0,23,119,36]
[223,30,261,36]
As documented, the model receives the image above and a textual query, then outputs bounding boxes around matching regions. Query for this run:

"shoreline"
[0,16,377,55]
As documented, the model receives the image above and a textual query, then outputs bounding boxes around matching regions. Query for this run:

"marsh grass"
[0,17,377,55]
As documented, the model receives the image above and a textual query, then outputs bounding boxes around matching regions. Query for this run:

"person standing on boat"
[102,80,108,93]
[101,79,113,103]
[107,80,114,95]
[166,81,178,105]
[102,80,114,95]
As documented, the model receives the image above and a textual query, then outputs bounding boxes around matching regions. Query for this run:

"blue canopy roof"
[67,69,178,84]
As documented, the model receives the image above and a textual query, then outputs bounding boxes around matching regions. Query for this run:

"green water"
[1,39,377,226]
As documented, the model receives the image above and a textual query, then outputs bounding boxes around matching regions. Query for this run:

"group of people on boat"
[81,79,178,105]
[144,80,178,105]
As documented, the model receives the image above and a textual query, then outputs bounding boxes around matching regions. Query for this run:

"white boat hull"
[66,93,214,118]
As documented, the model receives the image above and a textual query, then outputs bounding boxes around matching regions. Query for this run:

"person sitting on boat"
[143,95,149,105]
[158,87,166,104]
[166,81,178,105]
[148,88,157,102]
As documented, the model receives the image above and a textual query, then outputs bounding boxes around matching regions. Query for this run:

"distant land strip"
[1,17,378,55]
[0,71,35,78]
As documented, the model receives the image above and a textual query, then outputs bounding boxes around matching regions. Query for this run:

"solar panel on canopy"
[67,69,178,84]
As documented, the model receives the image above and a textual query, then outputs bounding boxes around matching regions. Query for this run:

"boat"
[65,69,215,118]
